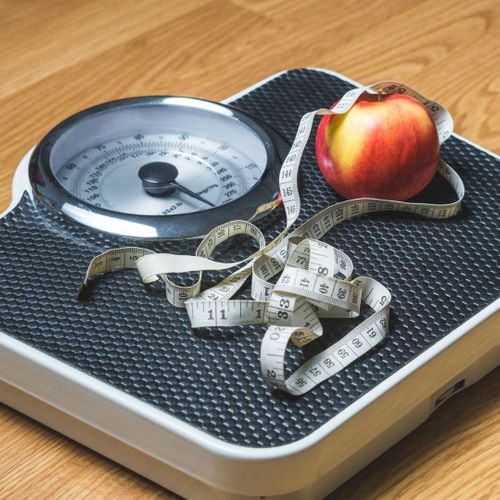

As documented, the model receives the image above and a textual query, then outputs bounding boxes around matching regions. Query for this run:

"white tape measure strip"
[79,81,463,395]
[261,276,390,395]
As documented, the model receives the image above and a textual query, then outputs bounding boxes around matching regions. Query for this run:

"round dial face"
[56,133,264,216]
[30,97,287,239]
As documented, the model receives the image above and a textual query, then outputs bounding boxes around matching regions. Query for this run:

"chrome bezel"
[29,96,289,239]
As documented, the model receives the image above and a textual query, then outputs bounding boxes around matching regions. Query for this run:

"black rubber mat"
[0,69,498,447]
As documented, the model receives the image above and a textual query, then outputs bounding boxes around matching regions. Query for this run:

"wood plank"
[0,0,208,98]
[331,367,500,499]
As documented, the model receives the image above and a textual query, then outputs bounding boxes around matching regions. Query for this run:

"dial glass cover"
[57,133,263,216]
[30,97,286,239]
[50,99,268,215]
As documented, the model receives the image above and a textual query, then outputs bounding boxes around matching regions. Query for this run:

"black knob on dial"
[138,162,178,196]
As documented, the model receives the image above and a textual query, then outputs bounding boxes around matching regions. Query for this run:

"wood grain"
[0,0,499,497]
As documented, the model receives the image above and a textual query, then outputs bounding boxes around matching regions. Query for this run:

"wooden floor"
[0,0,499,498]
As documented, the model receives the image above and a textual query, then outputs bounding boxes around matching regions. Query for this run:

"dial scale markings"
[57,133,264,216]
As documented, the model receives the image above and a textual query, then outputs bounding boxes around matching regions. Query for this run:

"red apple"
[315,92,440,200]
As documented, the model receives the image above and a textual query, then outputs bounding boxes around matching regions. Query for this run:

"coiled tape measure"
[75,82,463,395]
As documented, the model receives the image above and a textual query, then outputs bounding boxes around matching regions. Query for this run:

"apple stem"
[377,89,382,102]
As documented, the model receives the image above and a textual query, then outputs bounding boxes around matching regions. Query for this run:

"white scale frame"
[0,68,498,499]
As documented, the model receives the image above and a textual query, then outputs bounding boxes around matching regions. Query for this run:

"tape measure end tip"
[77,282,91,302]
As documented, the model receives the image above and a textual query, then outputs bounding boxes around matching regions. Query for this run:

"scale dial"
[58,133,264,216]
[29,97,289,239]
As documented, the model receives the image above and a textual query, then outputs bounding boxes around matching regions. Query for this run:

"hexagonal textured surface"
[0,69,498,447]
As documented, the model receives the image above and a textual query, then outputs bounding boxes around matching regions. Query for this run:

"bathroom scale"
[0,68,498,499]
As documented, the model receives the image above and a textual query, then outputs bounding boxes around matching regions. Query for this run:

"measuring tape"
[78,81,464,395]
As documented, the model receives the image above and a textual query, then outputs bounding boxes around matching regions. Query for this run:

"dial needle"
[171,182,216,207]
[138,161,216,208]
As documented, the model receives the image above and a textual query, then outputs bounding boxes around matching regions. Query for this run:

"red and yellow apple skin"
[315,93,440,201]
